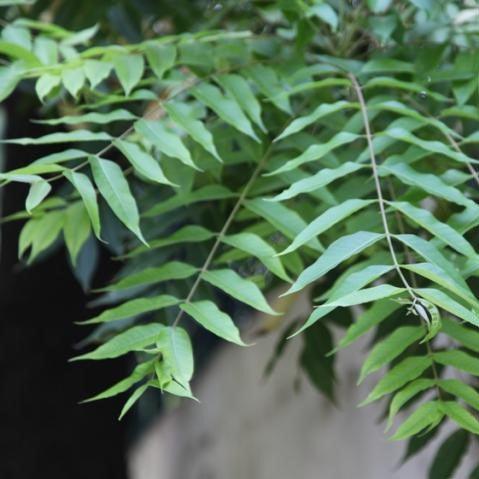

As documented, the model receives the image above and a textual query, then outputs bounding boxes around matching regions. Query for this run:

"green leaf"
[158,326,194,387]
[83,59,112,89]
[112,53,144,96]
[180,300,246,346]
[25,179,51,213]
[394,235,469,291]
[271,162,364,202]
[280,199,375,255]
[362,58,414,74]
[114,139,173,185]
[63,170,101,239]
[403,263,477,309]
[164,102,221,161]
[390,201,476,259]
[244,65,291,114]
[64,201,91,265]
[0,62,24,102]
[433,350,479,376]
[267,133,360,177]
[145,44,176,79]
[222,232,290,282]
[82,359,155,402]
[428,429,470,479]
[191,82,259,142]
[34,149,87,165]
[3,130,112,145]
[118,384,148,420]
[416,288,479,328]
[274,102,356,142]
[202,269,279,315]
[90,156,145,244]
[387,379,435,430]
[244,198,322,251]
[439,401,479,435]
[320,285,405,309]
[135,119,199,170]
[362,356,432,405]
[390,401,443,441]
[286,232,385,295]
[35,73,61,102]
[101,261,197,291]
[215,73,266,132]
[81,295,179,324]
[437,379,479,411]
[36,109,136,126]
[381,163,477,210]
[62,67,85,98]
[441,318,479,353]
[308,3,339,30]
[359,326,424,383]
[73,323,166,360]
[336,299,401,351]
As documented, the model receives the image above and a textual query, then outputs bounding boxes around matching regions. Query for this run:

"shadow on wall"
[128,293,477,479]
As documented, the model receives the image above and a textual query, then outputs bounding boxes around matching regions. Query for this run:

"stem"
[349,73,415,299]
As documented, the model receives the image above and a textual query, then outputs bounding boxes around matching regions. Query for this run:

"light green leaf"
[433,350,479,376]
[362,356,432,405]
[416,288,479,328]
[63,201,91,265]
[118,384,148,420]
[387,379,435,430]
[320,285,405,309]
[222,232,290,282]
[164,102,221,161]
[113,53,144,96]
[135,119,199,170]
[158,326,194,387]
[36,109,136,126]
[274,102,356,142]
[64,170,101,239]
[381,162,476,210]
[145,44,176,79]
[244,198,322,251]
[73,323,166,360]
[308,3,339,30]
[438,379,479,411]
[101,261,197,291]
[114,139,173,185]
[244,64,291,114]
[441,318,479,353]
[35,73,61,102]
[394,234,469,291]
[0,62,24,102]
[25,179,51,213]
[191,82,259,142]
[359,326,424,383]
[83,59,113,89]
[271,162,364,202]
[267,133,360,177]
[3,130,112,145]
[335,299,401,351]
[202,269,279,315]
[280,199,374,255]
[439,401,479,435]
[33,36,58,65]
[362,58,414,74]
[90,156,145,244]
[82,359,155,402]
[81,295,180,324]
[215,73,266,132]
[181,300,246,346]
[34,149,87,165]
[62,67,85,98]
[390,201,476,259]
[390,401,443,441]
[286,231,385,295]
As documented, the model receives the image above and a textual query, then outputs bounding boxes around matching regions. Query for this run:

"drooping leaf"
[359,326,424,383]
[35,73,61,102]
[433,350,479,376]
[25,179,51,213]
[62,67,85,98]
[180,300,246,346]
[145,44,176,79]
[63,201,91,265]
[118,384,148,420]
[83,59,113,89]
[439,401,479,435]
[202,269,279,315]
[428,429,470,479]
[90,156,146,244]
[437,379,479,411]
[112,53,144,96]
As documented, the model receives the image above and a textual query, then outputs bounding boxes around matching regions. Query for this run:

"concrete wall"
[128,298,477,479]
